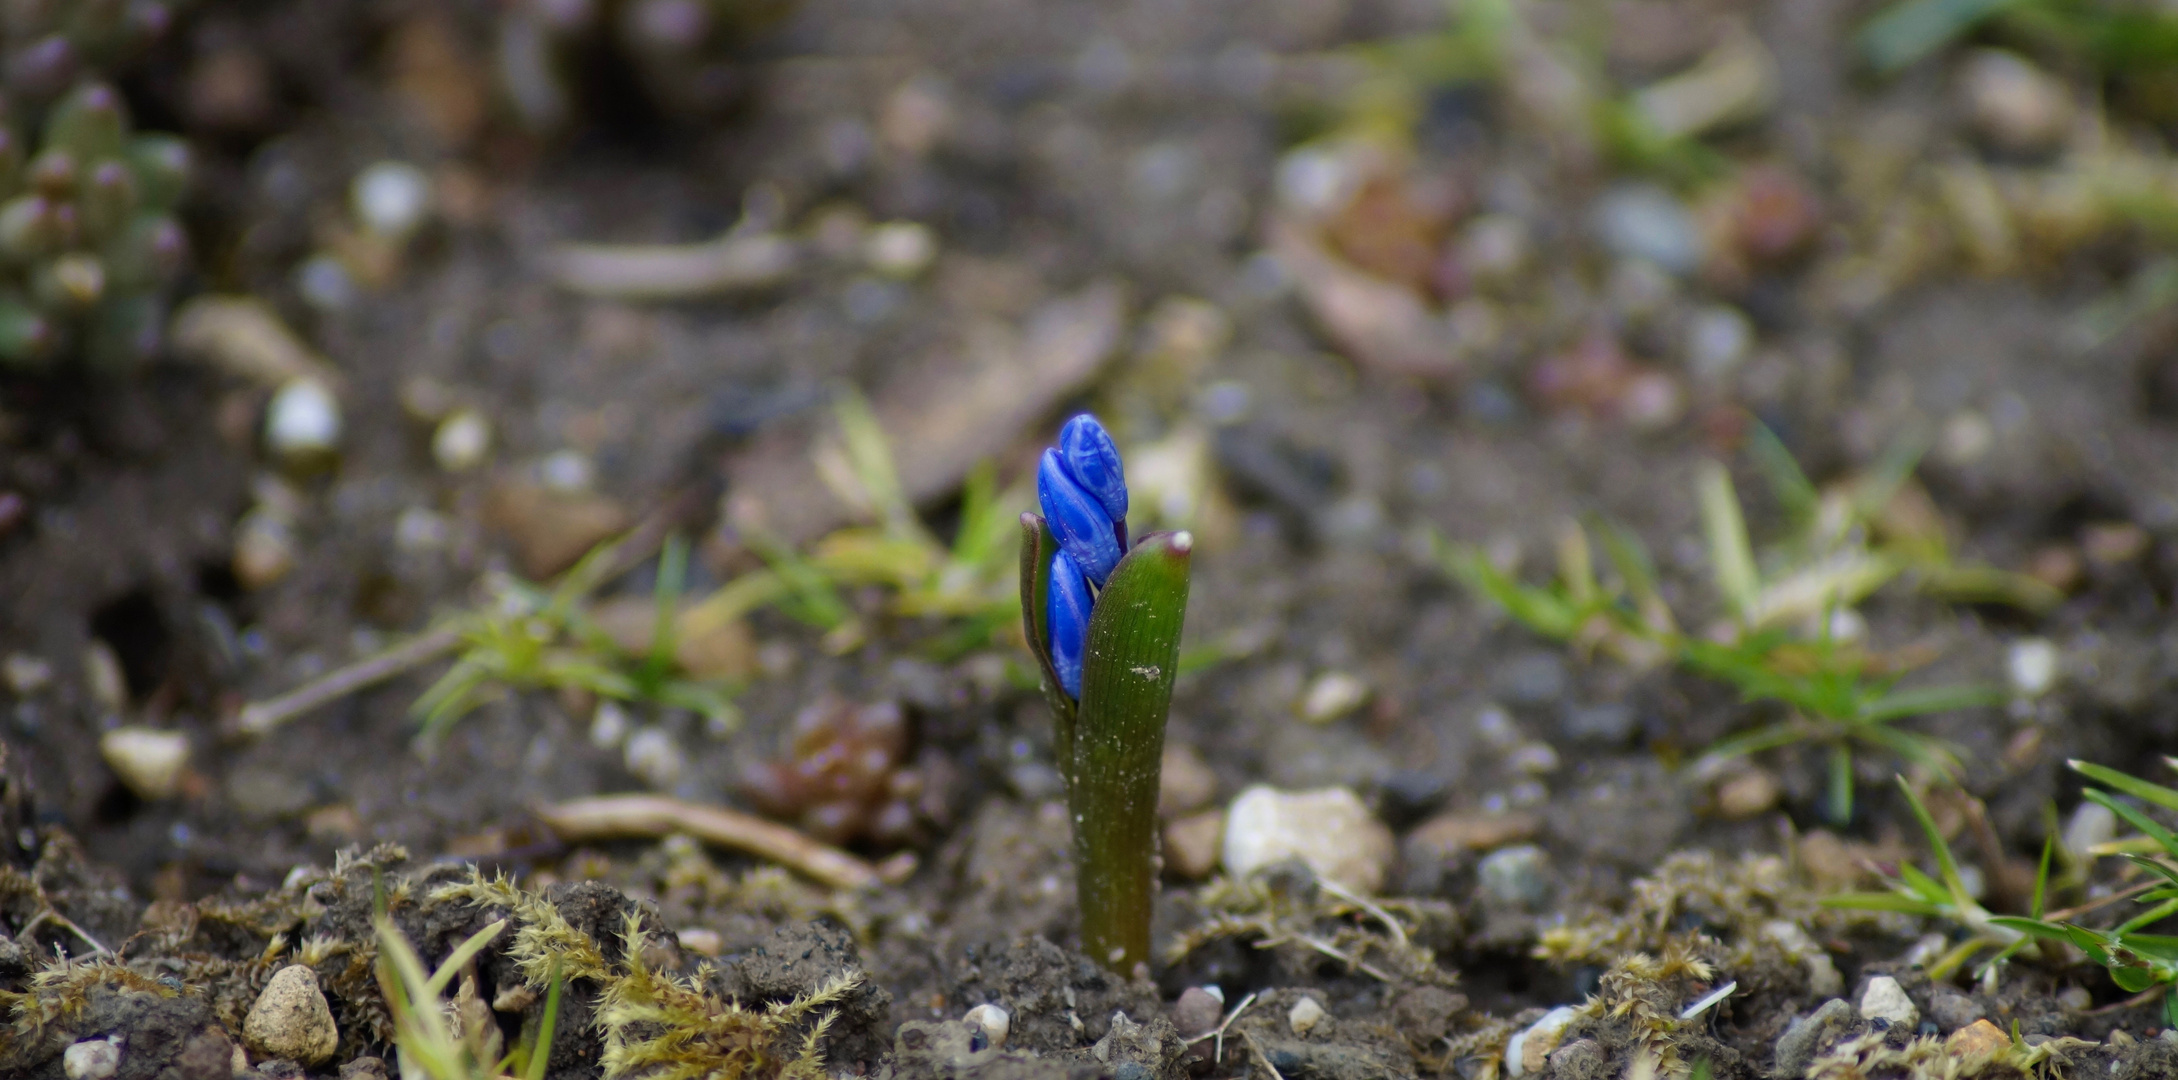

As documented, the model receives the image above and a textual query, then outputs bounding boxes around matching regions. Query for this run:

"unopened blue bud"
[1057,414,1127,542]
[1047,549,1092,700]
[1038,449,1122,586]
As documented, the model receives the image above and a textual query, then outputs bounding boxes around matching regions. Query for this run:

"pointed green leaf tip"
[1071,530,1191,973]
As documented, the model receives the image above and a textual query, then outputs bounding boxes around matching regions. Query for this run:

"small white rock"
[1287,995,1326,1036]
[233,508,299,590]
[100,727,189,801]
[2062,800,2117,863]
[1958,49,2072,154]
[1221,785,1394,893]
[623,726,683,790]
[2,652,52,694]
[82,640,127,711]
[1504,1005,1577,1078]
[264,377,341,464]
[63,1036,121,1080]
[352,161,434,239]
[243,964,339,1065]
[589,700,631,749]
[432,409,492,473]
[963,1003,1010,1050]
[1859,975,1918,1028]
[2007,638,2058,698]
[539,449,596,492]
[864,221,937,278]
[1297,671,1369,725]
[393,506,453,553]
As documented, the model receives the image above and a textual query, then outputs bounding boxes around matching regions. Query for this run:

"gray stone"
[1927,988,1984,1033]
[1477,845,1552,908]
[242,964,339,1065]
[1590,185,1702,276]
[1775,998,1855,1076]
[1559,702,1636,744]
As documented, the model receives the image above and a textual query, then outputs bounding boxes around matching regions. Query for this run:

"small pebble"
[233,509,299,590]
[1297,671,1369,724]
[2007,638,2057,698]
[539,449,596,492]
[264,377,341,466]
[84,640,127,711]
[1685,304,1753,380]
[352,161,433,239]
[1958,50,2071,155]
[393,506,452,553]
[2063,800,2116,862]
[3,652,52,694]
[623,726,683,789]
[590,700,631,748]
[1859,976,1918,1028]
[432,409,492,472]
[100,727,190,800]
[243,964,339,1065]
[295,254,357,312]
[1163,809,1225,880]
[1928,988,1985,1033]
[1405,810,1540,863]
[2057,985,2091,1011]
[1221,785,1394,892]
[1159,743,1218,816]
[1715,767,1781,818]
[1590,184,1701,276]
[864,221,937,278]
[677,928,722,957]
[1288,995,1326,1036]
[1946,1018,2008,1057]
[63,1037,120,1080]
[1477,844,1551,908]
[1460,215,1532,286]
[1504,1005,1576,1078]
[962,1003,1010,1050]
[2081,522,2149,565]
[1173,987,1223,1038]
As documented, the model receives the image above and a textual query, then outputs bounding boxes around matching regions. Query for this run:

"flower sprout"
[1038,414,1129,699]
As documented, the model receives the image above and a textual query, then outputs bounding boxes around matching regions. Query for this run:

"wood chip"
[536,794,879,890]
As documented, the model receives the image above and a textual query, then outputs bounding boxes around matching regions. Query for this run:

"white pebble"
[100,727,190,800]
[589,700,631,749]
[82,640,127,711]
[1221,785,1394,893]
[1504,1005,1577,1078]
[432,409,492,473]
[963,1003,1010,1050]
[1287,995,1326,1035]
[1297,671,1369,724]
[294,254,357,312]
[243,964,339,1065]
[3,652,52,694]
[624,725,683,789]
[1859,975,1918,1028]
[2008,638,2058,698]
[264,377,341,463]
[1685,304,1753,380]
[63,1037,121,1080]
[232,509,298,590]
[2062,800,2116,863]
[352,161,433,239]
[393,506,452,553]
[864,221,937,278]
[539,449,596,492]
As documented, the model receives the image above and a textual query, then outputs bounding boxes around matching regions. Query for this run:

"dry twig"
[535,794,878,891]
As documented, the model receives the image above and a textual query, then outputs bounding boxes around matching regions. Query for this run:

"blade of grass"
[1697,460,1759,623]
[1897,777,1976,914]
[1745,420,1818,525]
[523,961,562,1080]
[2075,760,2178,815]
[1828,745,1855,826]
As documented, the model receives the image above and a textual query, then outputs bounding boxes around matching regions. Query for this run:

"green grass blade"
[1697,460,1759,623]
[2116,897,2178,936]
[524,961,563,1080]
[1700,721,1812,762]
[642,534,689,685]
[2075,760,2178,815]
[2032,834,2053,918]
[425,918,508,997]
[1859,683,2006,722]
[1822,891,1947,916]
[2084,790,2178,858]
[1857,0,2025,75]
[1896,777,1975,912]
[1827,745,1855,826]
[1745,420,1818,526]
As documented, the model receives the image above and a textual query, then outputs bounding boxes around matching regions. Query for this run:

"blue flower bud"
[1038,448,1123,586]
[1047,549,1092,700]
[1057,414,1127,543]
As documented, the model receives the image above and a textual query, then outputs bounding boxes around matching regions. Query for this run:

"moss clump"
[1173,866,1461,987]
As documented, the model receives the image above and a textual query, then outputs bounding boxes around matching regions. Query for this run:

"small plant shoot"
[1020,414,1192,973]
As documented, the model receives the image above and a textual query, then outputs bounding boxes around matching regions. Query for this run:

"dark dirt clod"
[886,1019,1102,1080]
[1546,1037,1607,1080]
[948,937,1162,1054]
[716,920,894,1065]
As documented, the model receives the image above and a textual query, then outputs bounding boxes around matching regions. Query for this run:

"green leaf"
[1697,460,1758,623]
[1072,530,1193,973]
[1746,420,1818,526]
[2032,835,2053,918]
[1822,892,1947,916]
[1828,745,1855,827]
[1987,916,2078,944]
[2083,790,2178,860]
[2075,760,2178,814]
[1897,777,1976,913]
[1859,683,2006,722]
